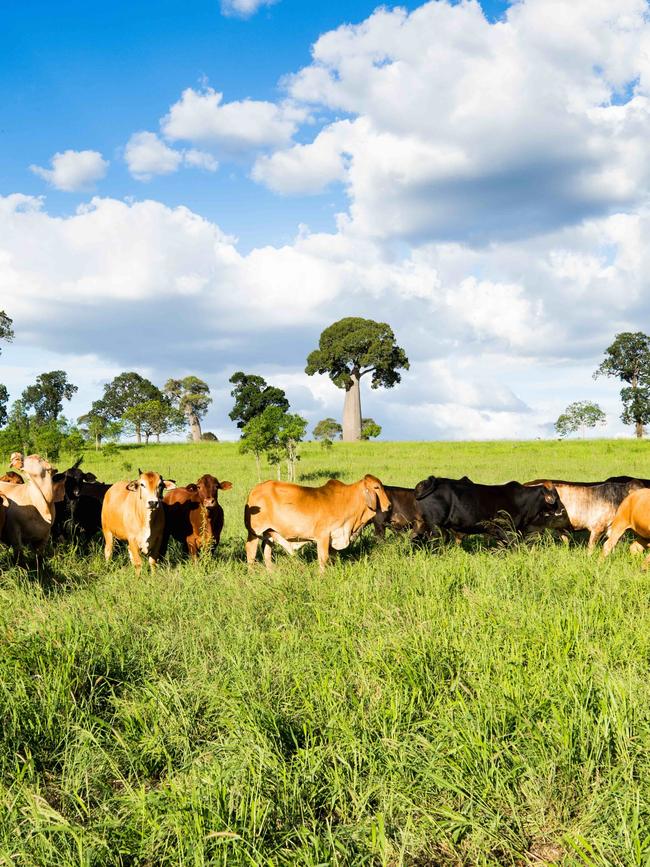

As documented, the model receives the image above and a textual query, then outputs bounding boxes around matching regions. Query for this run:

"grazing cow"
[245,474,391,571]
[163,474,232,559]
[524,478,647,551]
[0,453,66,561]
[372,485,427,539]
[414,475,566,541]
[603,489,650,567]
[0,471,24,484]
[101,470,175,574]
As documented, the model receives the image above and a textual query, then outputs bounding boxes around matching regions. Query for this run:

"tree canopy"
[164,376,212,442]
[229,372,289,429]
[313,418,342,442]
[595,332,650,437]
[555,401,606,438]
[360,418,382,440]
[0,311,13,352]
[240,405,307,481]
[22,370,78,422]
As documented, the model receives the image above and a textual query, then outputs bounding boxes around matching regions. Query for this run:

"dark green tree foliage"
[164,376,212,442]
[0,384,8,428]
[0,311,14,351]
[22,370,78,422]
[595,332,650,438]
[78,402,122,450]
[240,406,307,481]
[361,418,382,440]
[555,401,606,438]
[229,372,289,429]
[123,399,185,445]
[305,317,409,441]
[98,372,162,443]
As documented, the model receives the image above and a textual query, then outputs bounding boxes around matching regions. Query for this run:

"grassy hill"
[1,439,649,865]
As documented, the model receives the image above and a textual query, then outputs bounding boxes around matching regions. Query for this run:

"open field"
[1,440,650,865]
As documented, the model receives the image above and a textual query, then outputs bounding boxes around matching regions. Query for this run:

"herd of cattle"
[2,453,650,573]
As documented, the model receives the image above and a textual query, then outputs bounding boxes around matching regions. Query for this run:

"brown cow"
[372,485,427,539]
[245,474,390,571]
[0,453,65,561]
[163,474,232,559]
[603,489,650,567]
[0,471,24,484]
[101,470,175,574]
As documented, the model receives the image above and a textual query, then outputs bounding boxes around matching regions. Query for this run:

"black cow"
[65,479,111,538]
[414,475,566,542]
[372,485,427,539]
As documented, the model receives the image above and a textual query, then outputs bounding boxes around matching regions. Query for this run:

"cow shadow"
[298,470,342,483]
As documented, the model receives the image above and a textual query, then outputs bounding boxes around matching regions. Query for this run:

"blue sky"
[1,0,649,441]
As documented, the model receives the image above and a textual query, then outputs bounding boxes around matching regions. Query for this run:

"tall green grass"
[1,440,649,865]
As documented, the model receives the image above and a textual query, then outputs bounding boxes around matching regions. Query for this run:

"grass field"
[1,439,650,866]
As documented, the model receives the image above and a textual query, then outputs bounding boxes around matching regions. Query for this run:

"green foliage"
[229,371,289,428]
[305,317,409,390]
[0,309,13,351]
[122,399,185,444]
[200,431,219,441]
[78,406,123,450]
[360,417,382,440]
[21,370,78,423]
[595,332,650,436]
[2,440,650,865]
[240,406,307,480]
[0,383,8,427]
[164,377,212,439]
[98,372,162,421]
[313,417,342,444]
[554,401,606,438]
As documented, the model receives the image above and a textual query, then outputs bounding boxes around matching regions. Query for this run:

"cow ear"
[163,480,176,489]
[186,483,198,492]
[137,468,143,476]
[219,481,233,490]
[543,490,556,504]
[86,472,97,482]
[126,480,138,492]
[415,476,436,500]
[363,485,378,510]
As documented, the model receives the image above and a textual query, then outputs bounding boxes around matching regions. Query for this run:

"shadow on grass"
[298,469,342,482]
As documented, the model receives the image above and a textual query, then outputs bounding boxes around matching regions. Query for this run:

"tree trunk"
[188,410,202,443]
[255,453,261,482]
[156,433,161,443]
[95,433,100,451]
[144,432,150,445]
[135,423,142,445]
[636,420,644,438]
[342,370,362,442]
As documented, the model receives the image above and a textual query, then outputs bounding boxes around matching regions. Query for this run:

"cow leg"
[588,527,605,552]
[103,529,114,562]
[602,520,629,558]
[316,535,330,572]
[630,538,647,555]
[246,534,259,566]
[262,536,274,571]
[148,555,157,571]
[127,540,143,575]
[186,537,199,560]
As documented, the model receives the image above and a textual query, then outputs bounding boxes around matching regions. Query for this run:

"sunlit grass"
[1,439,649,864]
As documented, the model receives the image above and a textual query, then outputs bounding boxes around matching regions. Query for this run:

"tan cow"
[245,474,391,571]
[101,470,174,574]
[0,453,65,561]
[603,489,650,567]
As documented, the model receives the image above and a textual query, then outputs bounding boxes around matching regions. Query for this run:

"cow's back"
[247,479,354,538]
[102,483,139,539]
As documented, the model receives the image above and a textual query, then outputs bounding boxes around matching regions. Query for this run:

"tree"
[0,311,13,353]
[305,317,409,441]
[313,417,342,448]
[239,405,283,481]
[361,418,382,440]
[0,384,8,428]
[555,401,606,438]
[229,372,289,429]
[277,412,308,482]
[239,406,307,481]
[123,399,184,445]
[594,332,650,438]
[99,372,162,443]
[164,376,212,442]
[78,401,122,451]
[22,370,78,422]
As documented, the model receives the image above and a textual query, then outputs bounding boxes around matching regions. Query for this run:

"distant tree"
[360,418,382,440]
[99,372,162,443]
[229,371,289,429]
[22,370,78,422]
[313,418,343,446]
[123,399,184,445]
[0,400,32,457]
[555,401,606,438]
[0,311,14,353]
[278,412,308,482]
[595,332,650,438]
[164,376,212,442]
[0,384,8,427]
[305,317,409,441]
[78,401,122,451]
[240,405,283,481]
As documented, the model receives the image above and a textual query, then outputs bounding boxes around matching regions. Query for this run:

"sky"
[1,0,649,441]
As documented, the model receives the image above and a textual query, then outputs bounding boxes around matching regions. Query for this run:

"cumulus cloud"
[220,0,277,17]
[252,0,650,243]
[161,87,304,154]
[124,132,219,180]
[30,150,109,192]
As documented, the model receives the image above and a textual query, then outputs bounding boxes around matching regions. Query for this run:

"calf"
[603,489,650,567]
[524,478,647,550]
[163,474,232,558]
[414,475,565,542]
[372,485,427,539]
[101,470,174,574]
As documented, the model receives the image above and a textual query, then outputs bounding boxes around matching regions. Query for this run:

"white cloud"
[124,132,183,180]
[220,0,277,17]
[183,149,219,172]
[161,87,303,153]
[30,150,109,192]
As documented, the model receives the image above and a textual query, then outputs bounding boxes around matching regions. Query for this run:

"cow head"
[0,471,24,484]
[535,485,568,527]
[362,474,391,512]
[414,476,437,500]
[126,470,175,511]
[194,474,233,510]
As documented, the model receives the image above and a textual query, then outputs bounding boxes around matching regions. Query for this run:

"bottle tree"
[164,376,212,442]
[594,332,650,438]
[305,317,408,441]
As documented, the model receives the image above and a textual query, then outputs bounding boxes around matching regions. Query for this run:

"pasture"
[1,439,650,865]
